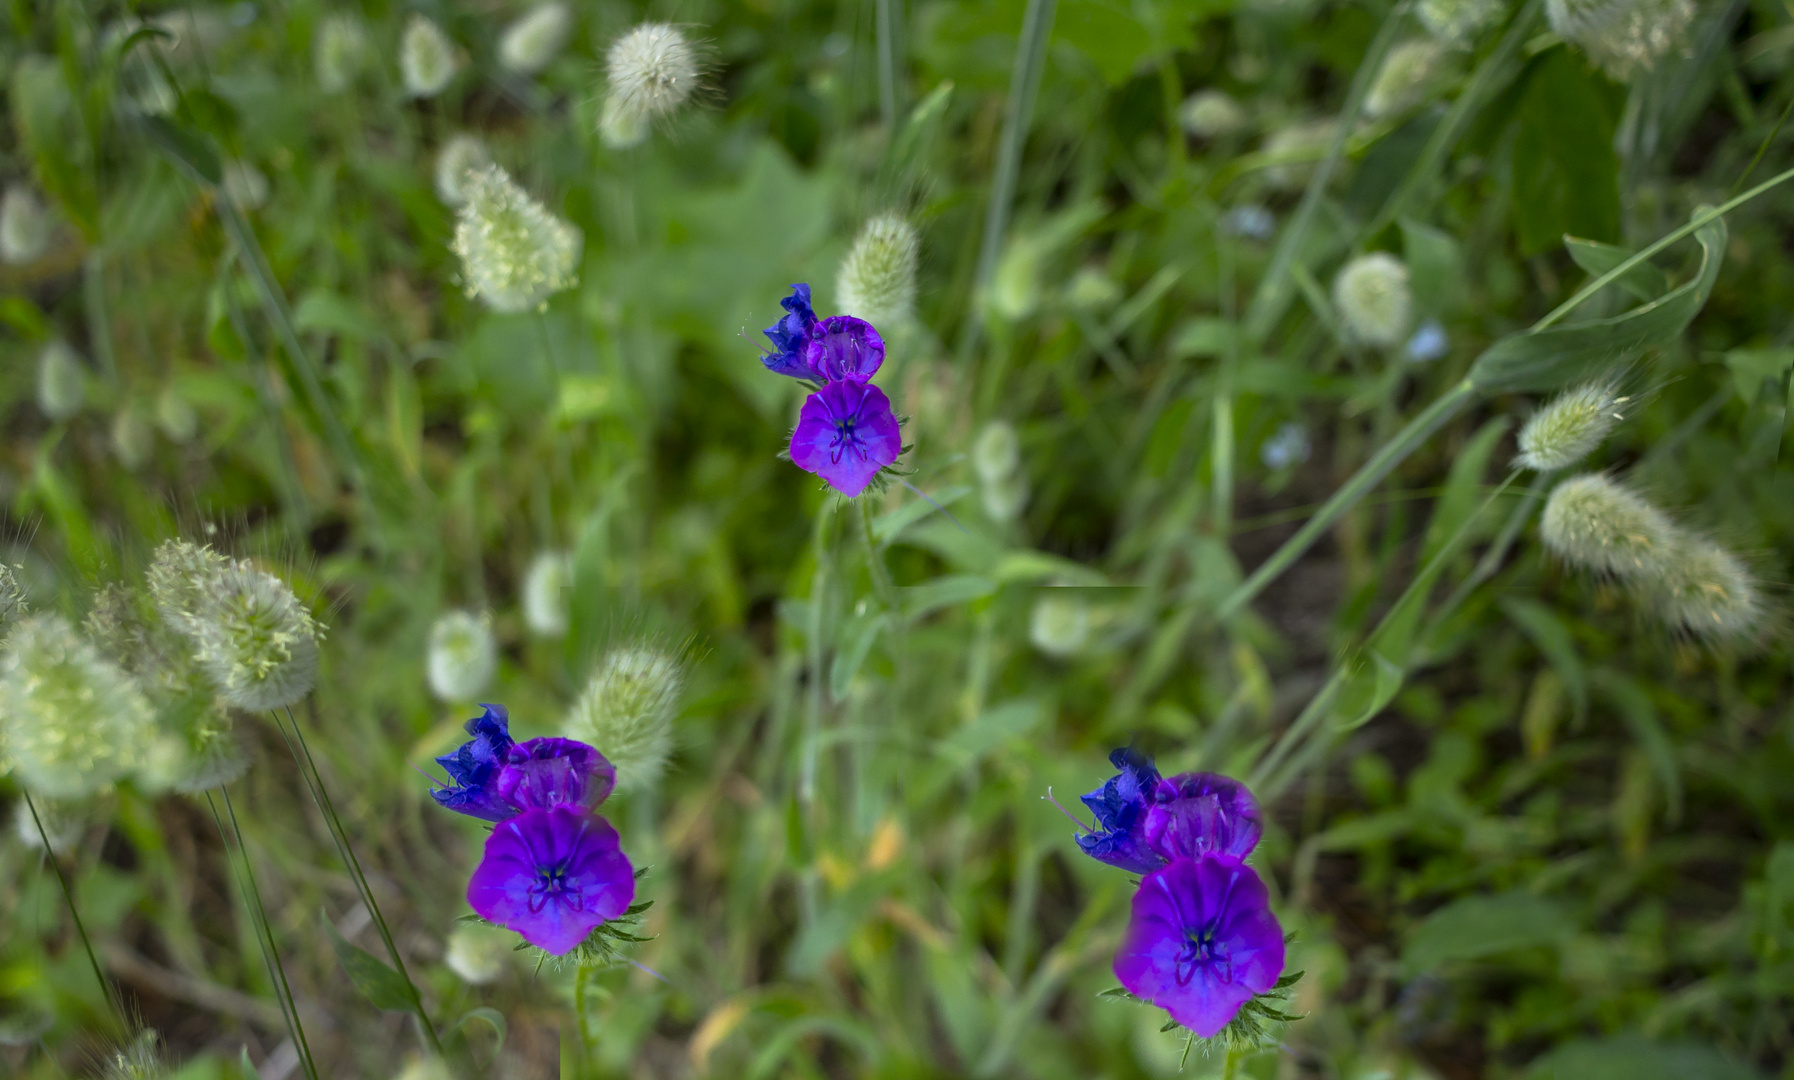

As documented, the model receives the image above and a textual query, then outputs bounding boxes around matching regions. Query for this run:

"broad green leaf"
[1400,216,1466,315]
[1404,891,1573,974]
[294,291,387,341]
[1722,348,1794,403]
[1499,597,1588,724]
[1504,48,1621,255]
[323,914,417,1012]
[900,574,996,622]
[937,699,1045,766]
[452,1006,507,1056]
[1523,1036,1763,1080]
[1421,417,1509,565]
[12,55,99,234]
[1565,237,1670,302]
[1469,209,1726,394]
[873,486,971,544]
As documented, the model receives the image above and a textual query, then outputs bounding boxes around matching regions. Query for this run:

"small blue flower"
[432,704,517,821]
[1405,318,1448,363]
[762,284,825,381]
[1222,204,1275,241]
[1260,422,1311,471]
[1076,747,1165,873]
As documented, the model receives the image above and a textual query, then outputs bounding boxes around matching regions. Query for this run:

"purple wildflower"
[1076,748,1165,873]
[496,737,617,815]
[466,805,636,955]
[763,284,825,381]
[431,704,518,822]
[1114,854,1286,1038]
[1143,772,1262,863]
[789,379,902,498]
[803,315,885,383]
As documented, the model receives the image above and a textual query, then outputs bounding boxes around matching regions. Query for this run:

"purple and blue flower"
[430,707,637,955]
[761,284,903,498]
[1073,747,1286,1040]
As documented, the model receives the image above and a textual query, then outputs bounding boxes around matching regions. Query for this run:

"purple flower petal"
[788,380,902,498]
[1143,772,1263,863]
[467,806,636,955]
[762,284,824,381]
[1076,747,1165,873]
[496,737,617,814]
[802,316,885,383]
[431,704,518,822]
[1114,855,1285,1038]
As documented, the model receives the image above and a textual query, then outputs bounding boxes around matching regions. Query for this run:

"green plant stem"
[208,790,321,1080]
[799,500,837,811]
[219,250,309,522]
[273,706,443,1055]
[1430,470,1549,625]
[1217,378,1478,621]
[875,0,900,131]
[24,792,124,1034]
[971,0,1058,297]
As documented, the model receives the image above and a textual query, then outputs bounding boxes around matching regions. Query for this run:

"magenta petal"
[466,807,636,955]
[802,316,885,383]
[496,737,617,814]
[1113,855,1285,1038]
[1142,773,1263,863]
[788,380,902,498]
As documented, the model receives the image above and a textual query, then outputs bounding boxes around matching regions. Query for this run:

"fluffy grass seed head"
[1029,591,1090,658]
[606,23,700,124]
[837,215,920,327]
[1,185,52,264]
[428,609,496,702]
[1419,0,1506,44]
[434,135,493,208]
[563,646,682,793]
[102,1030,170,1080]
[314,14,369,94]
[0,563,28,631]
[401,14,460,98]
[445,921,513,984]
[452,165,582,313]
[1365,39,1446,118]
[146,539,228,638]
[1516,382,1626,473]
[186,561,322,711]
[0,614,156,798]
[522,551,572,638]
[1547,0,1695,78]
[1332,253,1413,349]
[1262,118,1337,191]
[38,340,87,422]
[1540,473,1676,579]
[500,3,574,76]
[1179,89,1249,138]
[221,160,269,211]
[1646,536,1763,642]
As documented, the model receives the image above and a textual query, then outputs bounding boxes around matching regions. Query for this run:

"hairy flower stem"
[24,792,125,1034]
[272,707,443,1055]
[207,791,320,1080]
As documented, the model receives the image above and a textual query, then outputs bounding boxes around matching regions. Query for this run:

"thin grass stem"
[971,0,1059,299]
[24,792,125,1034]
[272,706,443,1055]
[208,790,321,1080]
[875,0,900,130]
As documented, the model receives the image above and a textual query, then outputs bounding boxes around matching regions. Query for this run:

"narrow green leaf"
[323,913,417,1013]
[1404,891,1573,975]
[1564,237,1670,301]
[1591,668,1683,823]
[1332,650,1405,732]
[1499,597,1588,725]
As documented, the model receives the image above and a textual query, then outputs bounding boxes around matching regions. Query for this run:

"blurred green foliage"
[2,0,1794,1077]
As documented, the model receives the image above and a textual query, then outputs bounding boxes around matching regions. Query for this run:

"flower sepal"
[1100,960,1306,1063]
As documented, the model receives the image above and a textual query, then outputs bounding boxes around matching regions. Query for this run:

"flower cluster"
[430,705,637,955]
[1074,749,1291,1042]
[761,284,905,498]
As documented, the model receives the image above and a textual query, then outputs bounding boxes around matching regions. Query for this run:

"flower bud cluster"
[563,646,683,793]
[1541,474,1762,642]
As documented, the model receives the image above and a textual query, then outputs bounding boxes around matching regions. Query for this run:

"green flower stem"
[273,706,443,1056]
[23,792,125,1035]
[799,499,838,811]
[207,790,321,1080]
